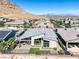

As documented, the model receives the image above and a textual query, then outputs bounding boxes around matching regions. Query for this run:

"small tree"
[0,21,5,27]
[23,20,32,28]
[23,20,27,28]
[65,23,71,28]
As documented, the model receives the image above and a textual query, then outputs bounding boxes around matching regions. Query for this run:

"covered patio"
[66,38,79,54]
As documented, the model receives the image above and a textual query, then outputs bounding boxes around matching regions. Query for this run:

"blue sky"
[12,0,79,15]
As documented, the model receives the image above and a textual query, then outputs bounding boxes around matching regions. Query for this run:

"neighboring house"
[57,28,79,55]
[33,19,52,28]
[5,20,30,28]
[0,17,12,22]
[0,17,7,22]
[70,20,79,27]
[0,29,16,42]
[16,28,60,51]
[64,18,79,27]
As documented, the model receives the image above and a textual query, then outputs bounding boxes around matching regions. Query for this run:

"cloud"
[49,10,79,15]
[65,10,79,15]
[27,9,79,15]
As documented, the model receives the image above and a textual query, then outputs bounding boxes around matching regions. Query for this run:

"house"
[33,19,52,28]
[57,28,79,55]
[70,20,79,27]
[64,18,79,27]
[5,20,24,28]
[0,17,13,22]
[15,28,60,51]
[5,19,31,28]
[0,29,16,42]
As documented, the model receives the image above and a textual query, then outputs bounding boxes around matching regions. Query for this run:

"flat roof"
[57,28,79,42]
[5,20,24,25]
[19,28,58,41]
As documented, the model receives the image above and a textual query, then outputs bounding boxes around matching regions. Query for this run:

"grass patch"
[29,48,50,55]
[39,50,50,54]
[29,48,40,55]
[6,38,14,45]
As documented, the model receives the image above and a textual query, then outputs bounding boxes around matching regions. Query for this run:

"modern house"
[16,28,60,51]
[57,28,79,55]
[0,29,16,42]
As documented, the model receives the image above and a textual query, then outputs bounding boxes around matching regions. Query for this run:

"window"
[21,37,31,40]
[21,37,31,44]
[43,40,49,47]
[34,38,42,45]
[77,34,79,37]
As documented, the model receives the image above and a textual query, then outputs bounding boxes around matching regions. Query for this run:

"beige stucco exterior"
[31,34,59,50]
[31,34,44,46]
[5,24,23,28]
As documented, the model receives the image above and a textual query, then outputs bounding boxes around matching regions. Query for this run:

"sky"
[12,0,79,15]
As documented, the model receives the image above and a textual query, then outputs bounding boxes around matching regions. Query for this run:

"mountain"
[44,13,79,20]
[0,0,46,20]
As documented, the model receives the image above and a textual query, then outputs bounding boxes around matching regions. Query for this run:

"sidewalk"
[0,54,79,59]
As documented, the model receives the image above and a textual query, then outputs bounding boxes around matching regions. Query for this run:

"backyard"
[0,37,15,53]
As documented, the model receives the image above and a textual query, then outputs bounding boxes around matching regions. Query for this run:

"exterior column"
[66,42,68,51]
[41,39,43,47]
[31,37,34,46]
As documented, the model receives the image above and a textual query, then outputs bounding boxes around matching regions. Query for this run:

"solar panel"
[0,31,10,39]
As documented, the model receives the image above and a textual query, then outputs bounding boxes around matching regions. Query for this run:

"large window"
[21,37,31,40]
[43,40,49,47]
[21,37,31,44]
[34,38,43,45]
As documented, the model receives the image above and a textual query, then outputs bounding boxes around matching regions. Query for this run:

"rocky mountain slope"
[0,0,46,20]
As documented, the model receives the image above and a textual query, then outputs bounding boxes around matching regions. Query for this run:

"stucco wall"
[49,41,57,48]
[31,34,44,45]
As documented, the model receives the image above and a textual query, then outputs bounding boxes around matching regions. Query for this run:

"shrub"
[12,44,17,49]
[0,21,5,27]
[58,50,64,55]
[64,23,71,28]
[53,48,57,51]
